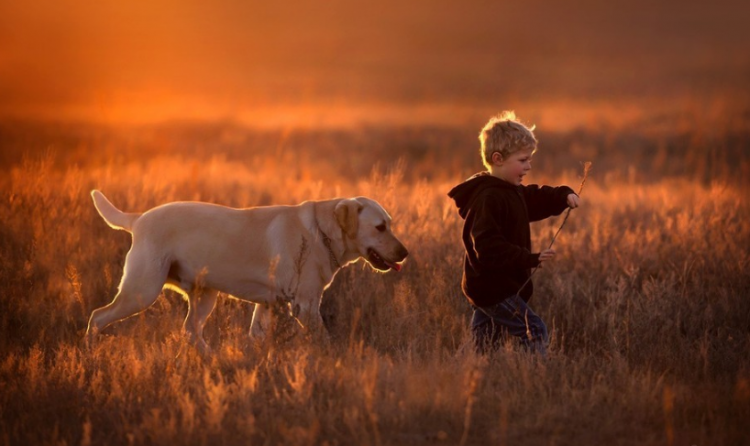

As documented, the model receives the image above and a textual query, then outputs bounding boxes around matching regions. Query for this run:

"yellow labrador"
[86,191,408,353]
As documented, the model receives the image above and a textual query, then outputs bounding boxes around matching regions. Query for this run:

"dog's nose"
[397,244,409,261]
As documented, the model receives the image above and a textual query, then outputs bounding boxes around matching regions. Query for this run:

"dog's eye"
[376,223,386,232]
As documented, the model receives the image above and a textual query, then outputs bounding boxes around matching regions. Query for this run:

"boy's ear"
[491,152,504,165]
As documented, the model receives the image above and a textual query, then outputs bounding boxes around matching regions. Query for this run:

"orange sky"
[1,0,748,127]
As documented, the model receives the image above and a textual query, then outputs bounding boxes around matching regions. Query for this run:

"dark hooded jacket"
[448,172,574,307]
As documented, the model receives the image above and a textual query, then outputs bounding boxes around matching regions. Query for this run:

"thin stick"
[516,162,592,295]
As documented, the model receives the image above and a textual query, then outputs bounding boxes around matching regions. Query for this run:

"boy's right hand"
[567,194,581,209]
[538,249,556,263]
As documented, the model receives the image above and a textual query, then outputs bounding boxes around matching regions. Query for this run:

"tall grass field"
[1,114,749,445]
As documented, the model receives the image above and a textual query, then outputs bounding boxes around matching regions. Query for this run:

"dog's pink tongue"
[390,262,402,272]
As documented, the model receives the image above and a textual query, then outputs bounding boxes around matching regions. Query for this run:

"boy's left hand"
[567,194,581,209]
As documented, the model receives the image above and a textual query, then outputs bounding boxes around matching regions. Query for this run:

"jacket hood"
[448,172,517,219]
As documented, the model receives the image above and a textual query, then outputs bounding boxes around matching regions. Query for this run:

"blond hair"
[479,111,538,169]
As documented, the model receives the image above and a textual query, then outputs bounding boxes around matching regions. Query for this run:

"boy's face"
[491,148,534,185]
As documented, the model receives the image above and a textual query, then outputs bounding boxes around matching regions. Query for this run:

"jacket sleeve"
[470,194,540,270]
[522,184,575,222]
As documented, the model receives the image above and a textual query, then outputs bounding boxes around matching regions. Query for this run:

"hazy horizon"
[2,0,749,127]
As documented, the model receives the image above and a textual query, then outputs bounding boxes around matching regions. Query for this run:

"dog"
[86,190,408,353]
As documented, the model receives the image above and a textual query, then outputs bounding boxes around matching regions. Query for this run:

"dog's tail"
[91,190,140,232]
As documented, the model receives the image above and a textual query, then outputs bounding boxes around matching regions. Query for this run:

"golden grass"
[1,119,749,445]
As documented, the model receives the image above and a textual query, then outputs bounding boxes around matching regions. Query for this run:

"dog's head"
[335,197,409,272]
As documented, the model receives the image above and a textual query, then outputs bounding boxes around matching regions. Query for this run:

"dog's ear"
[335,199,363,239]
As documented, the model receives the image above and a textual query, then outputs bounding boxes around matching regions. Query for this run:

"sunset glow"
[1,0,748,128]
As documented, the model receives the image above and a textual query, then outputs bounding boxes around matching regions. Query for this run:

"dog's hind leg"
[86,245,168,340]
[183,287,219,355]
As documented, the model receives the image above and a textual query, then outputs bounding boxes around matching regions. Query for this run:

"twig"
[516,162,592,295]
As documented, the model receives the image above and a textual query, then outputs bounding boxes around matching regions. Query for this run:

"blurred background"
[2,5,750,444]
[1,0,749,129]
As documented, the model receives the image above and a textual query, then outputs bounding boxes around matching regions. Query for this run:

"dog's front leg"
[249,303,272,339]
[248,297,323,341]
[294,295,324,334]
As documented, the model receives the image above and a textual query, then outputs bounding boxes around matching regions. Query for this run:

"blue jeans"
[471,295,548,355]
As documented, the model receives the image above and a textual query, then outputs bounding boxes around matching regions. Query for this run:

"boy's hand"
[538,249,556,263]
[567,194,581,209]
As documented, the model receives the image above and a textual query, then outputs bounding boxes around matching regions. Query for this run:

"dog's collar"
[317,225,341,271]
[313,213,342,271]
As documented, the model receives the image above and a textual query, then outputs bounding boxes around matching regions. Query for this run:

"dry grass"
[1,117,749,445]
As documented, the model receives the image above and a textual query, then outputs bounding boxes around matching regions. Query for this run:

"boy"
[448,111,580,354]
